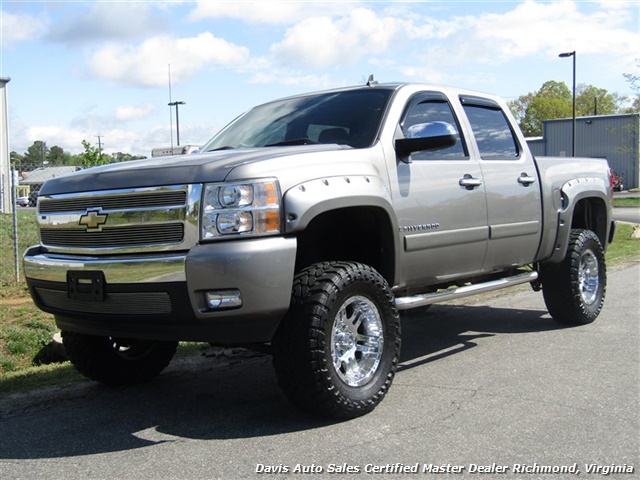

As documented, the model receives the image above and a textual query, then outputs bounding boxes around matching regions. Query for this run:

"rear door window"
[461,96,520,160]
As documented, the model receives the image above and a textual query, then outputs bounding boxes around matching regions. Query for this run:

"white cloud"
[473,0,638,60]
[387,0,639,88]
[24,125,85,153]
[0,10,46,46]
[596,0,631,10]
[115,104,154,122]
[189,0,354,24]
[270,7,405,68]
[262,1,637,75]
[99,123,213,157]
[46,2,164,45]
[399,66,449,86]
[87,32,250,87]
[14,122,160,157]
[101,126,164,156]
[249,71,334,89]
[190,0,301,23]
[414,0,639,67]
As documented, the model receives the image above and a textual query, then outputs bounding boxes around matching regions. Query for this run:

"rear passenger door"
[460,96,542,270]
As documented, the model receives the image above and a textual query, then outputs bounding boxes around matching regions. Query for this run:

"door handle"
[517,173,536,186]
[459,174,482,190]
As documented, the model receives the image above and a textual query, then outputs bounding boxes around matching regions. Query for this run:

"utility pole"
[95,135,104,163]
[168,101,185,146]
[1,78,12,212]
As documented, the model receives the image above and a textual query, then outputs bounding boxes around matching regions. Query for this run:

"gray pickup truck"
[24,82,615,418]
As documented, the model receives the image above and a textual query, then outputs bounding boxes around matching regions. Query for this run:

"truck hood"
[38,144,351,195]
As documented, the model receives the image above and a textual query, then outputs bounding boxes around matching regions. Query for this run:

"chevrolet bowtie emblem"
[79,209,108,231]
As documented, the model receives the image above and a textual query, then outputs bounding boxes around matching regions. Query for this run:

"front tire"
[272,262,401,419]
[62,332,178,385]
[541,229,606,325]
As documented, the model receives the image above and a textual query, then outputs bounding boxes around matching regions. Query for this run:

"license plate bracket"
[67,271,106,301]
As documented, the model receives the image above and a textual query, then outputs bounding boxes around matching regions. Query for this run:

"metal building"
[526,113,639,190]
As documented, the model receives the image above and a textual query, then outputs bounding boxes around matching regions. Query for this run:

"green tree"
[48,145,73,165]
[615,63,640,155]
[622,61,639,112]
[509,81,572,136]
[22,140,49,171]
[111,152,146,162]
[80,139,110,168]
[509,81,624,137]
[576,84,625,116]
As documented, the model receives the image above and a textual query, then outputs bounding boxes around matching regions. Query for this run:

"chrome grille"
[37,185,200,254]
[41,224,184,248]
[39,191,187,213]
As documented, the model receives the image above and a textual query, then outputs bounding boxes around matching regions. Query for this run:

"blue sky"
[1,0,638,157]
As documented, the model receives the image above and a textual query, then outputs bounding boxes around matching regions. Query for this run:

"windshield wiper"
[266,138,317,147]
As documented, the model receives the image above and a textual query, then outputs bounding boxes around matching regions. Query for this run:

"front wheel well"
[294,207,395,284]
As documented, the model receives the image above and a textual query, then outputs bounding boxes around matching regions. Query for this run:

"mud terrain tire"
[541,229,606,325]
[62,332,178,386]
[272,261,401,419]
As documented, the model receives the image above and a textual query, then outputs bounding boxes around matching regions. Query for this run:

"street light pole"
[559,51,576,157]
[168,101,185,146]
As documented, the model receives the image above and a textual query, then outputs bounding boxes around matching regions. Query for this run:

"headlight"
[201,179,281,240]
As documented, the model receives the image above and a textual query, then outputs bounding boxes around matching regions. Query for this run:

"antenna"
[366,74,378,87]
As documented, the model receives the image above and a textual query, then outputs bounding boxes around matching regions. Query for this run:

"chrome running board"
[394,271,539,311]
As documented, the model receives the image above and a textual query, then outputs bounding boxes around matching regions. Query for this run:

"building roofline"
[544,112,639,123]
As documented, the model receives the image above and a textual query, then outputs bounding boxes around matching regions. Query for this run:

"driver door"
[390,92,489,287]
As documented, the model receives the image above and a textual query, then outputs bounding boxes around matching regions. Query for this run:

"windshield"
[201,88,393,151]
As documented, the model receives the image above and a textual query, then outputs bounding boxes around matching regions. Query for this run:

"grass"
[1,363,86,396]
[613,197,640,207]
[1,211,639,398]
[605,223,640,265]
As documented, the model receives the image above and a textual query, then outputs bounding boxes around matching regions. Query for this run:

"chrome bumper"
[22,237,297,343]
[23,247,187,284]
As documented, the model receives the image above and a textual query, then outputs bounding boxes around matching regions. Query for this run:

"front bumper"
[23,237,297,344]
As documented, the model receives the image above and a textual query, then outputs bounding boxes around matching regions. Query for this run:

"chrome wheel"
[111,338,157,360]
[579,249,599,305]
[331,295,384,387]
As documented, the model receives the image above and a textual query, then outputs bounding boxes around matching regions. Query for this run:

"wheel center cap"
[335,331,355,354]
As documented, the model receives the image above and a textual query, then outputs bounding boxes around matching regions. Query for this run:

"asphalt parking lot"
[0,263,638,480]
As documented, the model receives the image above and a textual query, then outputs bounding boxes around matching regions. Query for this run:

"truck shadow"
[398,303,559,370]
[0,303,558,460]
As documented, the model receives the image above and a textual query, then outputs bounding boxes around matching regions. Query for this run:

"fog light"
[205,290,242,310]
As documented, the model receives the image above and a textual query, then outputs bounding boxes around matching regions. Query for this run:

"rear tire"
[272,261,400,419]
[62,331,177,385]
[541,229,606,325]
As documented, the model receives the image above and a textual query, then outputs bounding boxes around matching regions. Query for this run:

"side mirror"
[395,121,457,161]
